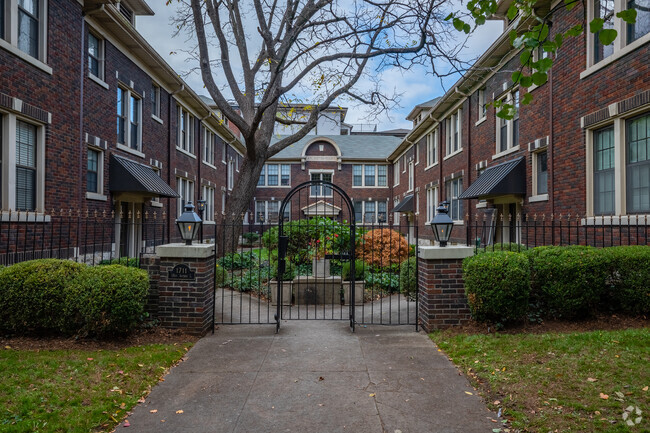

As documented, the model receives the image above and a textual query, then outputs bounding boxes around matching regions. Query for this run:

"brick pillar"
[418,246,475,332]
[154,243,215,336]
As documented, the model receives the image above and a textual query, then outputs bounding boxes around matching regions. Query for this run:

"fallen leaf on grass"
[4,345,11,349]
[87,358,94,361]
[643,386,648,392]
[599,393,609,400]
[493,400,501,405]
[176,410,184,414]
[587,378,598,382]
[465,391,473,395]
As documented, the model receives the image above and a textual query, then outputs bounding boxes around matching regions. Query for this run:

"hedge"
[0,259,149,336]
[463,251,530,323]
[605,246,650,315]
[399,257,418,301]
[341,259,367,281]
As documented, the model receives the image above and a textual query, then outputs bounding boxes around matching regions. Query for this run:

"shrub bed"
[0,259,149,336]
[399,257,418,301]
[605,246,650,315]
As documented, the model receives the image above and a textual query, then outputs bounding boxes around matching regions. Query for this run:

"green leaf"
[463,23,472,34]
[536,58,553,73]
[542,41,556,53]
[512,34,526,48]
[511,71,523,83]
[525,37,540,48]
[476,16,486,25]
[554,33,564,49]
[616,8,637,24]
[453,17,465,32]
[521,93,534,105]
[509,29,518,44]
[507,4,519,20]
[598,28,618,46]
[532,72,548,86]
[445,12,454,21]
[520,49,532,65]
[565,0,578,11]
[565,24,583,37]
[590,18,604,33]
[520,75,533,88]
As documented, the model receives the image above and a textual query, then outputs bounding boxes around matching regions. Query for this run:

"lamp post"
[430,201,454,247]
[196,197,206,243]
[176,202,202,246]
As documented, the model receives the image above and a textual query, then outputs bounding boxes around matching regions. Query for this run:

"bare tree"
[172,0,467,248]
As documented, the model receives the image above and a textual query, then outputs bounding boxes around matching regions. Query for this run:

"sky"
[137,2,504,131]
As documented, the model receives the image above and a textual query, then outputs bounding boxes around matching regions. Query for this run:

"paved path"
[121,322,497,432]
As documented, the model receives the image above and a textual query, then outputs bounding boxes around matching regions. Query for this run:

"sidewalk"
[121,322,497,432]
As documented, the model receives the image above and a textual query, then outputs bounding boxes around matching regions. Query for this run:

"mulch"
[1,327,199,352]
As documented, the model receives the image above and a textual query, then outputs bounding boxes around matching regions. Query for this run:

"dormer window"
[118,3,134,24]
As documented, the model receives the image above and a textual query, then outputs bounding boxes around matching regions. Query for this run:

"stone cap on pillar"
[418,245,475,260]
[156,243,215,259]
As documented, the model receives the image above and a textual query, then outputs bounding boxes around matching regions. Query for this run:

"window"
[408,161,414,192]
[176,177,194,216]
[628,0,650,43]
[364,201,376,223]
[310,172,333,197]
[222,144,226,164]
[393,198,400,226]
[415,143,419,164]
[87,148,99,193]
[353,164,387,187]
[18,0,39,58]
[201,186,215,221]
[593,126,615,215]
[15,120,36,210]
[0,0,5,40]
[88,32,104,80]
[426,129,438,167]
[446,178,463,221]
[535,150,548,195]
[117,86,142,152]
[496,90,519,154]
[364,165,375,186]
[203,127,215,166]
[151,83,161,119]
[221,190,226,215]
[227,159,234,190]
[355,200,387,224]
[446,109,462,155]
[426,186,438,223]
[0,0,48,66]
[478,89,487,120]
[255,200,282,224]
[378,165,387,186]
[177,106,195,154]
[354,201,362,222]
[626,113,650,213]
[394,160,400,186]
[353,165,363,186]
[258,163,291,187]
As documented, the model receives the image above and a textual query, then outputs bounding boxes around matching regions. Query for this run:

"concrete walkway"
[121,322,497,432]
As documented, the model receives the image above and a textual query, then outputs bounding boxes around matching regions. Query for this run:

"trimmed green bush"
[98,257,140,267]
[0,259,87,333]
[273,260,297,281]
[463,251,530,323]
[399,256,417,301]
[65,265,149,336]
[605,246,650,315]
[341,259,367,280]
[483,242,529,252]
[527,245,609,318]
[217,252,257,270]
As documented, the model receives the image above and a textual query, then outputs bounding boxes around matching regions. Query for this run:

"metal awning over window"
[109,155,179,198]
[392,194,414,212]
[459,156,526,200]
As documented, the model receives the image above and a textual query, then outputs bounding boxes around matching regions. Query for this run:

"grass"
[430,328,649,432]
[251,247,271,262]
[0,342,193,432]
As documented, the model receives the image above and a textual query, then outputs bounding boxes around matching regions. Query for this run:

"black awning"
[392,194,414,212]
[109,155,179,198]
[459,156,526,199]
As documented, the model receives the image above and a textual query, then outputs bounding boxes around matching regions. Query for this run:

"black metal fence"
[466,213,650,251]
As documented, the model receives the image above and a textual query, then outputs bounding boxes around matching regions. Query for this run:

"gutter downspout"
[466,97,472,245]
[549,61,554,215]
[167,85,184,238]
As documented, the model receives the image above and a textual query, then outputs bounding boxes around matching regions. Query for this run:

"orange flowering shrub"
[356,229,409,267]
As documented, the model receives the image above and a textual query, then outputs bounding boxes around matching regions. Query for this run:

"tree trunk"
[218,155,266,256]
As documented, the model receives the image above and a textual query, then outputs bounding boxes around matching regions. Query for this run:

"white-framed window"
[426,128,438,167]
[408,161,414,192]
[445,108,462,155]
[86,147,105,198]
[393,160,400,186]
[354,200,387,224]
[496,90,519,155]
[625,112,650,213]
[14,119,36,210]
[588,0,650,67]
[227,158,234,190]
[87,31,104,81]
[201,185,215,221]
[150,167,161,206]
[117,86,142,152]
[221,190,226,215]
[202,126,215,166]
[221,144,226,164]
[310,171,333,197]
[415,143,420,164]
[258,163,291,187]
[352,164,387,187]
[0,0,48,65]
[478,89,487,120]
[532,149,548,196]
[177,105,195,154]
[151,82,161,119]
[446,178,463,221]
[176,177,194,217]
[426,186,438,222]
[393,197,400,226]
[255,200,286,224]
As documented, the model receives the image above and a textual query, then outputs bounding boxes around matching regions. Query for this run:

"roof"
[459,157,526,199]
[109,155,179,198]
[392,194,414,213]
[405,97,441,120]
[269,135,402,160]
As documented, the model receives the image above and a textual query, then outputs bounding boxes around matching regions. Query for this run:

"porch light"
[430,201,454,247]
[176,202,202,245]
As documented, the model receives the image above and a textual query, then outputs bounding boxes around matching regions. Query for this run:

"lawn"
[430,328,649,432]
[0,342,193,432]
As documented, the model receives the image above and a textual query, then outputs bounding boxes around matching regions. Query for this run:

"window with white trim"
[426,186,438,223]
[496,90,519,154]
[176,177,194,217]
[445,178,463,221]
[258,163,291,186]
[354,200,387,224]
[117,86,142,152]
[0,0,48,63]
[202,126,215,166]
[201,185,215,221]
[415,143,419,164]
[151,82,161,119]
[408,161,414,192]
[426,129,438,167]
[533,149,548,196]
[445,109,462,155]
[86,147,104,196]
[626,112,650,213]
[221,190,226,215]
[393,160,400,186]
[255,200,284,224]
[393,198,400,226]
[310,171,332,197]
[88,31,104,81]
[150,167,161,205]
[352,164,387,187]
[478,89,487,120]
[177,106,195,154]
[15,119,36,210]
[227,159,234,190]
[18,0,40,58]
